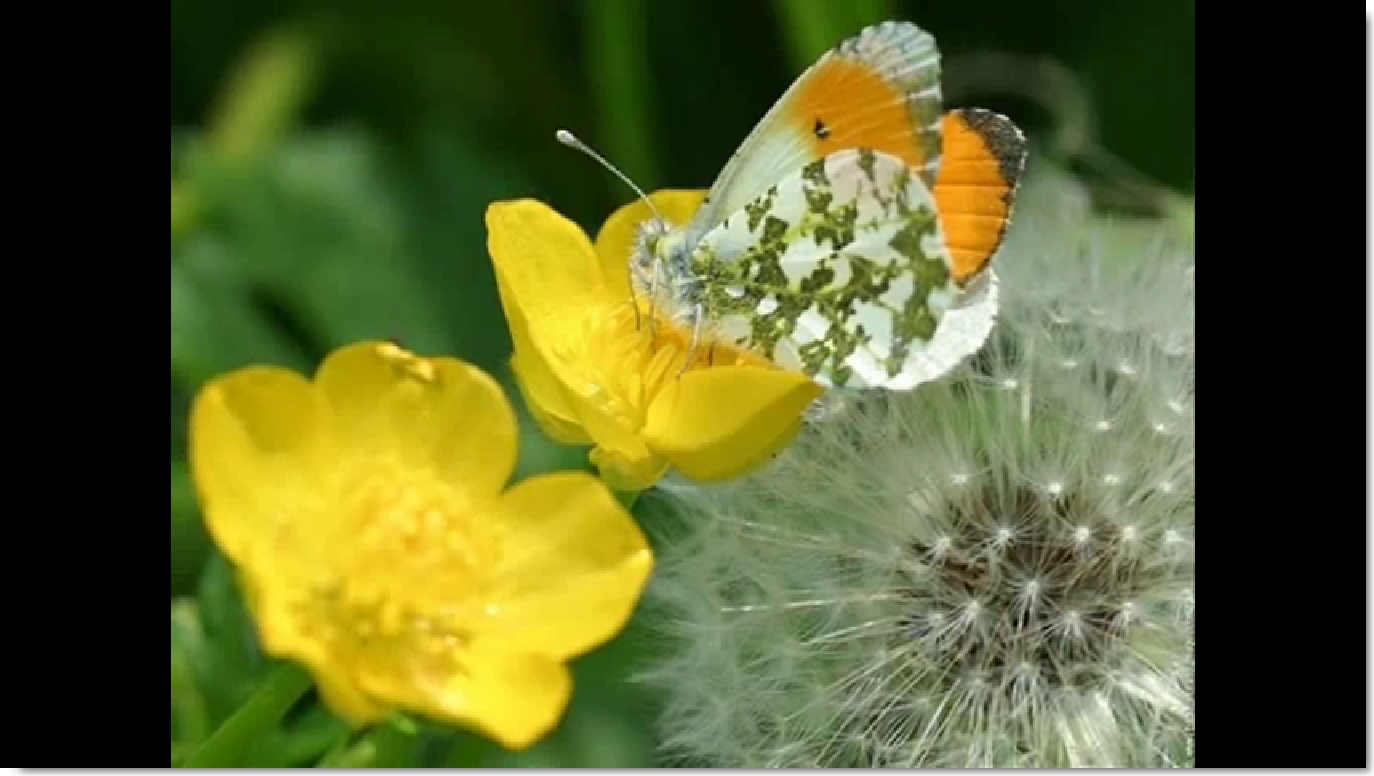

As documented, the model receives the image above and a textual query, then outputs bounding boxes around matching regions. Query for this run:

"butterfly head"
[555,129,705,328]
[631,218,699,317]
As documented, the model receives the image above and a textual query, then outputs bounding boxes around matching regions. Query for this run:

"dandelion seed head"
[642,165,1194,767]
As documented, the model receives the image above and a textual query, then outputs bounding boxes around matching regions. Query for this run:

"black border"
[14,13,167,766]
[1194,11,1367,767]
[158,3,1374,770]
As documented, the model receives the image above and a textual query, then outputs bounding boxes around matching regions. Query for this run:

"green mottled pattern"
[688,148,957,388]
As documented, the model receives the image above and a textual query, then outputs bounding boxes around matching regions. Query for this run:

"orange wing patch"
[933,108,1028,284]
[785,57,929,172]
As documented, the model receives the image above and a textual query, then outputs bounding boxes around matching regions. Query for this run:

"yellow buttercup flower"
[486,190,824,492]
[188,341,653,751]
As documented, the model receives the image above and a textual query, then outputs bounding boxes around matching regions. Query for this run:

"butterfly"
[569,20,1028,390]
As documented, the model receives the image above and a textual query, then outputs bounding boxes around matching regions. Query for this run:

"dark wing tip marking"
[953,107,1029,189]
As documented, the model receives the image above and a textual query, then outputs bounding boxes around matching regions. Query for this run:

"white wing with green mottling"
[688,148,996,390]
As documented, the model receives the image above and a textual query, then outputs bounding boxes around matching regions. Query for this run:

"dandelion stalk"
[181,662,314,768]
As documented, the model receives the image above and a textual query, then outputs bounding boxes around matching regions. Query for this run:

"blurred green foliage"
[171,0,1192,766]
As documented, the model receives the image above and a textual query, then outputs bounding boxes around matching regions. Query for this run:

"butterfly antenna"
[555,130,666,225]
[556,129,664,333]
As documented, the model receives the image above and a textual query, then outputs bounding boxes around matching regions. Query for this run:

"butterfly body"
[629,20,1027,390]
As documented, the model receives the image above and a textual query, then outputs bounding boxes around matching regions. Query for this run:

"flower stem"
[614,489,640,512]
[316,716,420,767]
[181,662,314,768]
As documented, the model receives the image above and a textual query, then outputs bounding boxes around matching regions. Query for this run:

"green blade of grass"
[582,0,659,192]
[771,0,841,71]
[772,0,899,73]
[181,662,315,768]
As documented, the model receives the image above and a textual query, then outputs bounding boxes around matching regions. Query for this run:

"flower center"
[303,460,501,669]
[577,300,771,429]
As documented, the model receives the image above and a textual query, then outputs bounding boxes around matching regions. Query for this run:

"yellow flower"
[188,341,653,751]
[486,191,824,491]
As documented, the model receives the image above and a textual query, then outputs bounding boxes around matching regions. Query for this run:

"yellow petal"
[487,199,637,450]
[480,471,653,659]
[643,365,823,482]
[509,347,591,446]
[311,665,390,727]
[486,199,607,348]
[593,189,707,297]
[313,342,518,498]
[589,443,670,493]
[366,638,573,751]
[188,365,332,572]
[500,282,646,464]
[229,569,389,725]
[248,587,388,726]
[488,205,595,446]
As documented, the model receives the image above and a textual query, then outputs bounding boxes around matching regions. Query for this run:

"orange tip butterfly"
[562,20,1027,391]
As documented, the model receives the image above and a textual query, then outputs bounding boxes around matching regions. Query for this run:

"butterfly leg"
[646,259,663,341]
[627,258,643,332]
[678,301,704,377]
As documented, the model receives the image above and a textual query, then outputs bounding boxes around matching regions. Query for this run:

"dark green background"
[171,0,1193,766]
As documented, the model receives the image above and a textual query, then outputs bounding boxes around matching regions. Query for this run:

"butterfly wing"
[688,148,996,390]
[682,20,945,242]
[932,108,1029,284]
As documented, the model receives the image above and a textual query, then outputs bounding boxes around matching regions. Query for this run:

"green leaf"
[171,460,210,596]
[560,705,655,767]
[171,244,313,389]
[386,126,526,372]
[183,130,457,358]
[174,598,342,767]
[181,662,315,768]
[241,704,349,767]
[194,551,266,719]
[205,24,319,168]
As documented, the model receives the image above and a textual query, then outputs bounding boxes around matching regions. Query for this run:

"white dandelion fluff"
[641,165,1195,768]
